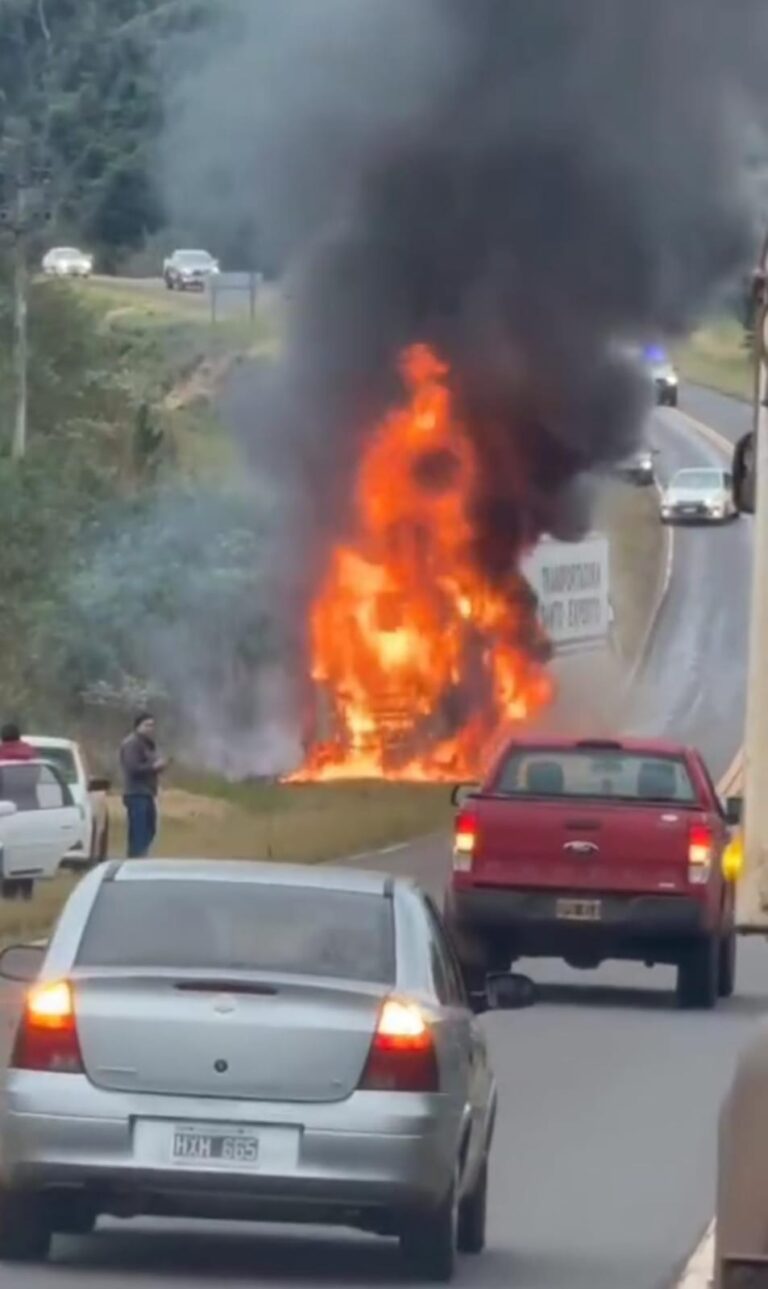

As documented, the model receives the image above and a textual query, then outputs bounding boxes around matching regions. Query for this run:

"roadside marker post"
[738,228,768,932]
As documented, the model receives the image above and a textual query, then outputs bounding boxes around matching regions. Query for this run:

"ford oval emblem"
[213,994,236,1014]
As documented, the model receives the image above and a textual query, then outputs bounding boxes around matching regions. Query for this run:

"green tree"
[0,0,215,260]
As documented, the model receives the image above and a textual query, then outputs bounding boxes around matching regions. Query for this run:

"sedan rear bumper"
[0,1074,459,1224]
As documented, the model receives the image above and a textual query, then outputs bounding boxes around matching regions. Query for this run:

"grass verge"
[151,781,452,864]
[673,319,752,402]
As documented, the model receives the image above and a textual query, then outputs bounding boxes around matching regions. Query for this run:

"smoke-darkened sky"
[163,0,767,562]
[155,1,768,767]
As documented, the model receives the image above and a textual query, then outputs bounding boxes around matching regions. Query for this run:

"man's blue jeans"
[124,794,157,859]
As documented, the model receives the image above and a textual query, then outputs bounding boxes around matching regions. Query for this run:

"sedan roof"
[109,858,396,896]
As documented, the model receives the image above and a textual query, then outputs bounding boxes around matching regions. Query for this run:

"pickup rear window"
[494,750,696,804]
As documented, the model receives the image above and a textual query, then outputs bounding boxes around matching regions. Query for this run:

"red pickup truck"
[445,737,742,1010]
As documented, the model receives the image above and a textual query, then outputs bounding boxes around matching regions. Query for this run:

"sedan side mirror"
[486,972,537,1011]
[0,801,17,820]
[451,782,480,809]
[88,777,111,793]
[0,943,46,983]
[725,796,743,827]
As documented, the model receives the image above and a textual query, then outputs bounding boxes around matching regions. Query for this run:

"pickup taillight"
[453,810,477,872]
[688,823,714,885]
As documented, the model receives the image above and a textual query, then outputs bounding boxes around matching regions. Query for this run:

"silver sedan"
[0,859,534,1281]
[660,467,738,524]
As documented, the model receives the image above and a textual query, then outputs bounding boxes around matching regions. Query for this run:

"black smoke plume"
[159,0,768,758]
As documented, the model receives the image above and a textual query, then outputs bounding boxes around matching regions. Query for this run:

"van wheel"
[718,929,737,999]
[457,1157,487,1255]
[677,935,718,1010]
[400,1173,458,1282]
[0,1189,51,1262]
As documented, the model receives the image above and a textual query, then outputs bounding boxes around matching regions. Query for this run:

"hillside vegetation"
[0,269,275,733]
[0,0,216,263]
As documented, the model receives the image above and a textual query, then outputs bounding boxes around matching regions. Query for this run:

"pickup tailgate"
[469,797,700,894]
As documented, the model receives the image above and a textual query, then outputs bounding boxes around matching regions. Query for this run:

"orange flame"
[292,344,553,781]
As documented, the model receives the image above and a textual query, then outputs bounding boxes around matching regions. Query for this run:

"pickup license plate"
[172,1125,260,1167]
[556,898,602,922]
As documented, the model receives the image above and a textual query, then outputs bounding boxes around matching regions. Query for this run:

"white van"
[27,738,110,870]
[0,761,83,897]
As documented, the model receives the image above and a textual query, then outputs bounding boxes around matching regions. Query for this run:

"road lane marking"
[676,1221,714,1288]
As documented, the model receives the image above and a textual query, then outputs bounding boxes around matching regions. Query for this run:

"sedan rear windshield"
[76,881,395,984]
[494,750,696,804]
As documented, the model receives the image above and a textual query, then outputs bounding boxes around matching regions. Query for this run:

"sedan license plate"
[172,1125,260,1168]
[556,898,602,922]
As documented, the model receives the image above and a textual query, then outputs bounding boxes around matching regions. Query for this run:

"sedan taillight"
[12,980,83,1074]
[359,998,438,1093]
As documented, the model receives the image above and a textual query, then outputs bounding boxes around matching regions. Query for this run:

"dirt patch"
[163,356,240,412]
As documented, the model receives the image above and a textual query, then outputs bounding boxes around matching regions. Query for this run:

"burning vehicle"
[294,345,553,781]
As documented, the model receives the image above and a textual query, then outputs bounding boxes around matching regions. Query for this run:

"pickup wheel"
[718,928,737,999]
[677,935,718,1010]
[458,947,509,996]
[444,914,508,995]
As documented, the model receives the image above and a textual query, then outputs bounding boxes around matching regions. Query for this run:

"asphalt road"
[629,397,752,779]
[2,387,761,1289]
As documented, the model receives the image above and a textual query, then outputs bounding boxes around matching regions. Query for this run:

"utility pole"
[0,143,52,461]
[737,228,768,929]
[11,184,29,461]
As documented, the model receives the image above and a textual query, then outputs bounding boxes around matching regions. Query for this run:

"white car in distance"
[162,249,219,291]
[41,247,94,278]
[0,761,83,898]
[27,738,110,870]
[660,467,738,524]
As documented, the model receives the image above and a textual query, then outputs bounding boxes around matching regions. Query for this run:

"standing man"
[0,723,35,761]
[120,712,168,859]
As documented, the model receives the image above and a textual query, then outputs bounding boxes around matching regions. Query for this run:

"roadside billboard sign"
[521,531,611,650]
